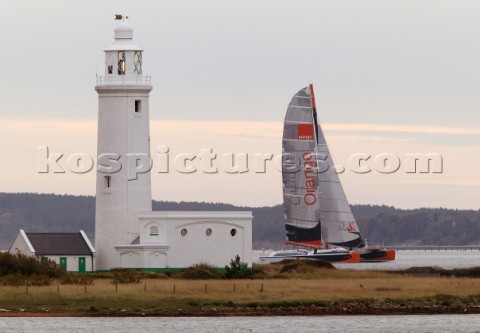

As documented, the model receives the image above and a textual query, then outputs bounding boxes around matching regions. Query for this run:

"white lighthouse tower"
[93,17,252,271]
[94,19,153,270]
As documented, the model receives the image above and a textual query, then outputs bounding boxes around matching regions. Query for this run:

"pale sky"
[0,1,479,209]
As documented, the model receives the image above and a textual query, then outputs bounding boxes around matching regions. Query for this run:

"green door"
[78,257,86,273]
[60,257,67,270]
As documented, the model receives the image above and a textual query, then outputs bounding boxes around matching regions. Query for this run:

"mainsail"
[282,85,364,248]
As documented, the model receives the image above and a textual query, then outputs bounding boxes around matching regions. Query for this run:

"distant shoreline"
[1,192,480,250]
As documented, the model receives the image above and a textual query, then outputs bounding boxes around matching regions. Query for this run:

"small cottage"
[9,230,95,272]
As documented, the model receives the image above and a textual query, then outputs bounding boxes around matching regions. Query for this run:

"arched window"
[150,226,159,236]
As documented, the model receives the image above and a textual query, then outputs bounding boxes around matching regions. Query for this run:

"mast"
[309,83,324,246]
[310,84,320,145]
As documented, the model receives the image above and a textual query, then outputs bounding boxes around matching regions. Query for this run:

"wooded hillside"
[0,193,479,249]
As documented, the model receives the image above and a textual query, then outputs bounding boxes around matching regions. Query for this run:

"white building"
[94,19,252,271]
[9,230,95,272]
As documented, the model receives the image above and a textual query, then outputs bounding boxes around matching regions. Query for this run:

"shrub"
[0,274,27,286]
[92,270,169,281]
[224,255,251,279]
[26,275,52,286]
[59,273,94,285]
[0,274,53,286]
[111,268,142,284]
[279,259,334,273]
[0,253,63,278]
[250,265,269,279]
[180,263,223,280]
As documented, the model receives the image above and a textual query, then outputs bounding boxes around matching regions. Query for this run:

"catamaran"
[259,84,395,264]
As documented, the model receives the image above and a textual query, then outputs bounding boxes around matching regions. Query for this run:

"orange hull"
[342,251,361,263]
[381,249,396,261]
[360,249,396,262]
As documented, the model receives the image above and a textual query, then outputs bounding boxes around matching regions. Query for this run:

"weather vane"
[114,14,129,21]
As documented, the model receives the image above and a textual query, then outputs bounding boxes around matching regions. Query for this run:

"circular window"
[206,228,212,236]
[230,228,237,237]
[180,228,187,237]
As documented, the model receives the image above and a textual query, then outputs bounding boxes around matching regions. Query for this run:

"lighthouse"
[93,18,252,271]
[94,19,153,270]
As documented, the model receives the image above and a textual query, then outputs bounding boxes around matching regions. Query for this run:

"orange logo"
[297,124,314,140]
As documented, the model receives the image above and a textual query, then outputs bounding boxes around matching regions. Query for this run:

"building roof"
[131,235,140,245]
[25,232,94,256]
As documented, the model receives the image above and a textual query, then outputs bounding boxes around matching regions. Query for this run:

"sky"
[0,1,479,209]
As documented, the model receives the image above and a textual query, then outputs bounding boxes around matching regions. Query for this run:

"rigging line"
[308,83,324,241]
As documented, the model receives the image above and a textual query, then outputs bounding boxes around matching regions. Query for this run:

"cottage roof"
[25,232,94,255]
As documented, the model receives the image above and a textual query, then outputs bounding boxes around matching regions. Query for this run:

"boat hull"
[359,248,396,262]
[260,251,360,264]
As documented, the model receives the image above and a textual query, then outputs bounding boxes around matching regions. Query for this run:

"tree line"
[0,192,479,249]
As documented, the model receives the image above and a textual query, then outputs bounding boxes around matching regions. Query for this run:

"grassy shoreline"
[2,266,480,317]
[1,296,480,317]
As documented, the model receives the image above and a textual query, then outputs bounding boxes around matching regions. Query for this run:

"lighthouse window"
[118,51,126,75]
[104,176,111,188]
[230,228,237,237]
[134,52,142,75]
[150,226,159,236]
[180,228,187,237]
[206,228,212,237]
[135,100,141,113]
[107,65,113,74]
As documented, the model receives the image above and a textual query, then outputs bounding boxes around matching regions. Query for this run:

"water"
[254,249,480,270]
[1,315,480,333]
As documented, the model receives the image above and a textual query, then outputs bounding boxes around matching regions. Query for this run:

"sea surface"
[1,315,480,333]
[253,249,480,270]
